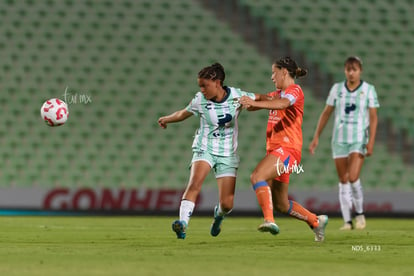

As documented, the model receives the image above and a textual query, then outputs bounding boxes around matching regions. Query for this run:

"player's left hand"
[239,96,254,108]
[366,142,374,157]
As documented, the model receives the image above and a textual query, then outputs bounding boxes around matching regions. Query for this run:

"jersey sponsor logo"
[217,113,232,126]
[211,113,233,137]
[268,110,280,122]
[340,119,358,124]
[345,103,356,114]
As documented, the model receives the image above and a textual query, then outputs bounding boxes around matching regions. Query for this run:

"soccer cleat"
[172,220,187,239]
[210,205,224,237]
[313,215,328,242]
[355,214,366,230]
[258,221,280,235]
[339,222,353,230]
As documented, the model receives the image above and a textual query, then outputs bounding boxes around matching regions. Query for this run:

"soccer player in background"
[309,56,380,230]
[239,57,328,242]
[158,63,257,239]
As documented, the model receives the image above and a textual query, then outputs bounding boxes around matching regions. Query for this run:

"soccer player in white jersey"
[309,56,379,230]
[158,63,257,239]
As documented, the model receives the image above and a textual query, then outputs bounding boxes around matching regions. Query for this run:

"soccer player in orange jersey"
[239,57,328,242]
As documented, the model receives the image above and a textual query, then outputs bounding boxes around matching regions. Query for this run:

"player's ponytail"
[275,57,307,79]
[198,62,226,86]
[295,67,308,78]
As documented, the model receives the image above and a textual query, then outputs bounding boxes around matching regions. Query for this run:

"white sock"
[351,179,364,214]
[338,182,353,223]
[217,204,232,217]
[179,200,195,224]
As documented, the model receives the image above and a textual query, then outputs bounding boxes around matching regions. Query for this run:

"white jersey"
[326,80,380,144]
[186,86,255,156]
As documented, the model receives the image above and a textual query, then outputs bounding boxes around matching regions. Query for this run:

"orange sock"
[288,200,318,228]
[253,181,274,222]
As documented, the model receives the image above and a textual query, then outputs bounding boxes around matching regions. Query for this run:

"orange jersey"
[266,84,304,153]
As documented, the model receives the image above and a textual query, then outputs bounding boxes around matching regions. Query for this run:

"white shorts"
[190,150,239,178]
[332,142,367,159]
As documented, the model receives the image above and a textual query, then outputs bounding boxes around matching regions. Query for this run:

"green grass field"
[0,216,412,276]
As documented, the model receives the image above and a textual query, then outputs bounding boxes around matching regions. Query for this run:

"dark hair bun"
[275,56,307,79]
[295,67,307,78]
[211,63,224,71]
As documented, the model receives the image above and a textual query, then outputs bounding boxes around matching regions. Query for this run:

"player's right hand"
[157,117,167,129]
[309,138,318,155]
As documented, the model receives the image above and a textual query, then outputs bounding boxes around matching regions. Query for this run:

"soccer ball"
[40,98,69,126]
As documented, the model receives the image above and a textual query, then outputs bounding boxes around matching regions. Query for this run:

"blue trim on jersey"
[253,181,268,191]
[211,86,231,103]
[345,80,364,93]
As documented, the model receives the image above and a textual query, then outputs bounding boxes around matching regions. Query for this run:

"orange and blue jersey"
[266,84,304,154]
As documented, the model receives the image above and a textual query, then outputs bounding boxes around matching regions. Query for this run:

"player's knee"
[221,203,233,213]
[250,171,262,185]
[339,176,349,183]
[220,196,234,212]
[187,180,203,193]
[349,176,359,184]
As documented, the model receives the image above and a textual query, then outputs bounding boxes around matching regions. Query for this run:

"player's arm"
[158,108,193,129]
[240,95,290,110]
[309,105,334,154]
[244,94,272,111]
[366,107,378,156]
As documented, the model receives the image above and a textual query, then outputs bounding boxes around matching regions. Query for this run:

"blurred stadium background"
[0,0,413,215]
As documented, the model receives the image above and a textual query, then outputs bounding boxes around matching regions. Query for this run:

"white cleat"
[313,215,328,242]
[258,221,280,235]
[355,214,366,230]
[339,223,353,230]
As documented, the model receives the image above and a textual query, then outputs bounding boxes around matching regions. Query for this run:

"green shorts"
[332,142,367,159]
[191,150,240,178]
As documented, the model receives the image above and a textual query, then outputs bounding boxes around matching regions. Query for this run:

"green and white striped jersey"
[326,80,380,144]
[186,86,255,156]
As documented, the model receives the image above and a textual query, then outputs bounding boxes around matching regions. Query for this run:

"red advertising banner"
[0,187,411,214]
